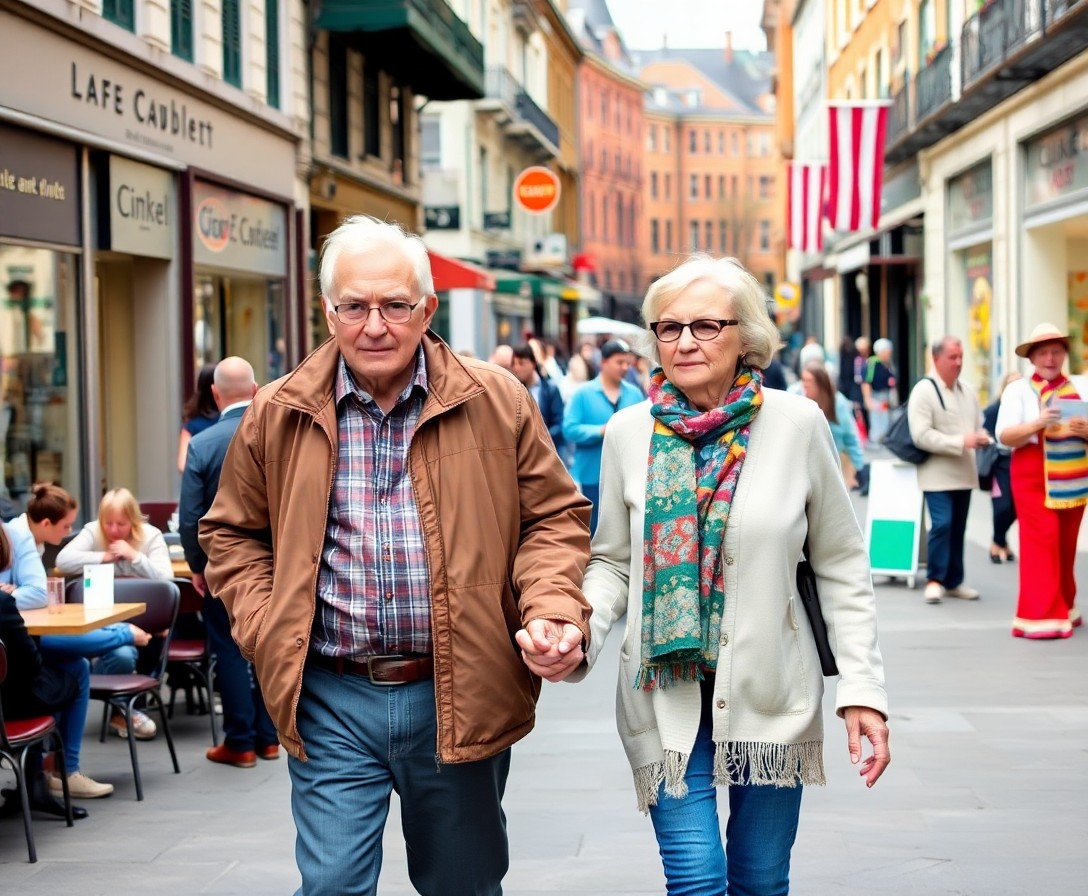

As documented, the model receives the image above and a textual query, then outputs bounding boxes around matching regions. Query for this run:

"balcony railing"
[887,78,912,145]
[482,66,560,153]
[915,43,953,121]
[962,0,1045,85]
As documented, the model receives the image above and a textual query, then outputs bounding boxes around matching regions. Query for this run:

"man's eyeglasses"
[332,296,426,325]
[649,319,739,343]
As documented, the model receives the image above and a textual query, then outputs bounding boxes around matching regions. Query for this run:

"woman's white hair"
[319,215,434,310]
[639,254,781,368]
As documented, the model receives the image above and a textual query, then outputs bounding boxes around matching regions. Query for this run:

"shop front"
[0,124,82,515]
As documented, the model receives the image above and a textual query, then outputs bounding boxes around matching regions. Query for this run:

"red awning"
[427,251,495,291]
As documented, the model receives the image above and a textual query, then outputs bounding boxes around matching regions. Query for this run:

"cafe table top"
[20,602,146,635]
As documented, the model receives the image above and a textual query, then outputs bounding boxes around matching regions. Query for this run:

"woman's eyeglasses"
[649,319,739,343]
[332,296,425,325]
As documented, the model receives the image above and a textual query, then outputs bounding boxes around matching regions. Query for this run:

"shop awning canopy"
[428,251,495,291]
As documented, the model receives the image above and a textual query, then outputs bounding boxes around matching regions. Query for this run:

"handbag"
[976,441,1000,491]
[796,539,838,676]
[881,377,944,464]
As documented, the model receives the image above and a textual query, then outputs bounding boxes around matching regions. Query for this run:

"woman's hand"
[128,624,153,647]
[1066,416,1088,439]
[515,618,585,682]
[109,540,138,562]
[1037,406,1061,432]
[843,706,890,788]
[0,583,14,594]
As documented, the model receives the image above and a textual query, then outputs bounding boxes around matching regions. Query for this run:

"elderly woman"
[526,255,890,895]
[996,323,1088,639]
[862,337,896,445]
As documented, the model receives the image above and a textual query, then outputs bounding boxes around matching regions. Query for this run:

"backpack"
[882,377,944,464]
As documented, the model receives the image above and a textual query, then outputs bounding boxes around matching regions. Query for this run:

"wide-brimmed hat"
[1015,323,1069,358]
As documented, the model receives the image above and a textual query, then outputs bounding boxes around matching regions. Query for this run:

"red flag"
[788,163,826,252]
[827,103,889,232]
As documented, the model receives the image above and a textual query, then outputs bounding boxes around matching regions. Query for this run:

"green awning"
[315,0,484,100]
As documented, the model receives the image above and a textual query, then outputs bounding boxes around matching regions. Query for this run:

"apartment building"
[0,0,306,508]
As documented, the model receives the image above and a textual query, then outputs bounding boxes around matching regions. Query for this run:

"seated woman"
[53,487,170,739]
[0,510,46,611]
[0,522,112,804]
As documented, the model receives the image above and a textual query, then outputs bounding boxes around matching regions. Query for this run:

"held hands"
[844,706,890,788]
[515,618,585,682]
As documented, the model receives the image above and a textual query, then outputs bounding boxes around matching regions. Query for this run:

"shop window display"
[0,245,78,514]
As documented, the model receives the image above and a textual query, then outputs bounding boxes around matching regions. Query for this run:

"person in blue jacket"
[510,343,567,461]
[562,339,644,531]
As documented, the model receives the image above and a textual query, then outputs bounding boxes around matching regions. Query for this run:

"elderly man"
[178,356,277,769]
[200,215,591,896]
[908,335,991,604]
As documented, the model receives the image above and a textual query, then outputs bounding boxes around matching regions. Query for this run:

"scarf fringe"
[632,742,825,814]
[634,663,705,691]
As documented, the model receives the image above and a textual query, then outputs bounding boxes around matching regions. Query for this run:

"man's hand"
[191,571,207,597]
[515,618,585,682]
[844,706,890,788]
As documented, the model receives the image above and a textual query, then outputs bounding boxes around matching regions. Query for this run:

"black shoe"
[0,785,89,820]
[990,552,1003,564]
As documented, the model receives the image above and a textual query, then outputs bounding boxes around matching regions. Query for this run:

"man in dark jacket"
[179,356,276,769]
[511,343,566,457]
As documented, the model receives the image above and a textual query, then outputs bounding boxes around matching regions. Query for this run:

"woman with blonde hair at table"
[56,487,172,581]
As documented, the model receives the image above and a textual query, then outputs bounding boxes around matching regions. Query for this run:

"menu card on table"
[83,564,115,608]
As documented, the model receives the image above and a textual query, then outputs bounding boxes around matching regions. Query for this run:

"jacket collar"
[268,332,485,421]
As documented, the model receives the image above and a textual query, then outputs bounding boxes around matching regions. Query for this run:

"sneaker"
[48,771,113,799]
[924,582,945,604]
[110,710,157,740]
[945,584,980,600]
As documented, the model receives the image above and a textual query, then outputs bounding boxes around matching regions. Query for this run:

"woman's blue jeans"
[648,684,803,896]
[287,661,510,896]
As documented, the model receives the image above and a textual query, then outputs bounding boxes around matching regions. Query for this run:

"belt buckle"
[366,654,406,686]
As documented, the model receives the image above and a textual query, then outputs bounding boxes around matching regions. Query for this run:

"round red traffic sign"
[513,166,561,215]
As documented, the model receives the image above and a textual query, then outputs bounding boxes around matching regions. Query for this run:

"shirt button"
[385,592,393,601]
[295,637,304,648]
[724,556,735,566]
[720,633,729,646]
[716,698,726,709]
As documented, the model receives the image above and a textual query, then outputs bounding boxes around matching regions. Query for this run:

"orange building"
[634,41,785,296]
[567,2,646,320]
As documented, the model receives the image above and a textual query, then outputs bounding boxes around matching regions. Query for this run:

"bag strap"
[924,376,946,410]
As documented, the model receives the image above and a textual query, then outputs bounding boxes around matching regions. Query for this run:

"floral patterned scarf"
[637,366,764,690]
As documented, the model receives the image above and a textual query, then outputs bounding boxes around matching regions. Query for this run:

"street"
[2,491,1086,894]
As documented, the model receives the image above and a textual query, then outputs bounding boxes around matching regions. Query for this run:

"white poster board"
[83,564,115,608]
[865,459,925,587]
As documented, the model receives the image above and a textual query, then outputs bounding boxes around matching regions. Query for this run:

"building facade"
[0,0,306,510]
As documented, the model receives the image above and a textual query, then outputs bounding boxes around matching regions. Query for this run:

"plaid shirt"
[311,348,432,658]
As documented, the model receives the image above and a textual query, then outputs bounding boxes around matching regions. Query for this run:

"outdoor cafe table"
[20,602,146,636]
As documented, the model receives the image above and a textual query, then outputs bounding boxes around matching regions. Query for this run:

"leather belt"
[309,652,434,685]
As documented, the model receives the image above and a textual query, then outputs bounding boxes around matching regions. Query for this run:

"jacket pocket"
[618,626,657,736]
[736,592,810,716]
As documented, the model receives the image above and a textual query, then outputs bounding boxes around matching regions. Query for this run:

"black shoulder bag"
[796,539,838,676]
[882,377,945,464]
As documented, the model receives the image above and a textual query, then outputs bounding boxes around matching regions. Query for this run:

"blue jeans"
[51,656,90,775]
[924,489,972,588]
[204,594,276,751]
[288,662,510,896]
[40,625,137,675]
[649,683,803,896]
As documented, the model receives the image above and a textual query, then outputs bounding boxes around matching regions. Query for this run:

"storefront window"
[0,245,80,512]
[194,273,286,385]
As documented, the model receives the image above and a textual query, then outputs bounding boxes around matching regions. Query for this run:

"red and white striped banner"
[788,163,826,252]
[827,103,889,232]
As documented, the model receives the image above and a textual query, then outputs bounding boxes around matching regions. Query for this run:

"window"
[704,175,711,199]
[605,270,612,290]
[328,39,348,158]
[747,176,754,197]
[704,130,711,153]
[689,174,699,199]
[648,125,657,151]
[731,132,738,155]
[919,0,935,67]
[222,0,242,87]
[759,133,770,157]
[103,0,134,30]
[719,220,727,254]
[651,171,658,199]
[170,0,192,61]
[874,48,886,99]
[663,128,670,152]
[759,220,770,252]
[689,129,697,152]
[479,147,489,224]
[601,91,609,122]
[689,221,699,251]
[759,176,773,199]
[615,194,624,244]
[363,59,380,157]
[588,192,595,238]
[665,173,671,199]
[421,115,441,171]
[731,175,738,197]
[601,149,608,173]
[586,140,594,171]
[619,271,626,292]
[704,220,713,251]
[718,131,725,154]
[602,196,609,242]
[651,219,660,253]
[718,175,725,199]
[266,0,280,108]
[665,220,673,252]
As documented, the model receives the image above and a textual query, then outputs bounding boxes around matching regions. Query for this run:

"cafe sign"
[0,124,80,247]
[103,156,175,259]
[1024,113,1088,211]
[948,160,993,234]
[192,181,286,277]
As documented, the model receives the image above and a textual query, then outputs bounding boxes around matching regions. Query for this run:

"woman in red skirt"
[996,323,1088,639]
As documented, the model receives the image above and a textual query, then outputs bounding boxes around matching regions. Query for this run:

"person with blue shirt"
[562,339,644,532]
[0,514,47,610]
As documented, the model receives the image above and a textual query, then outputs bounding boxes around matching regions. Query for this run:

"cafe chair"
[165,577,218,746]
[0,639,74,862]
[138,501,177,534]
[71,579,182,801]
